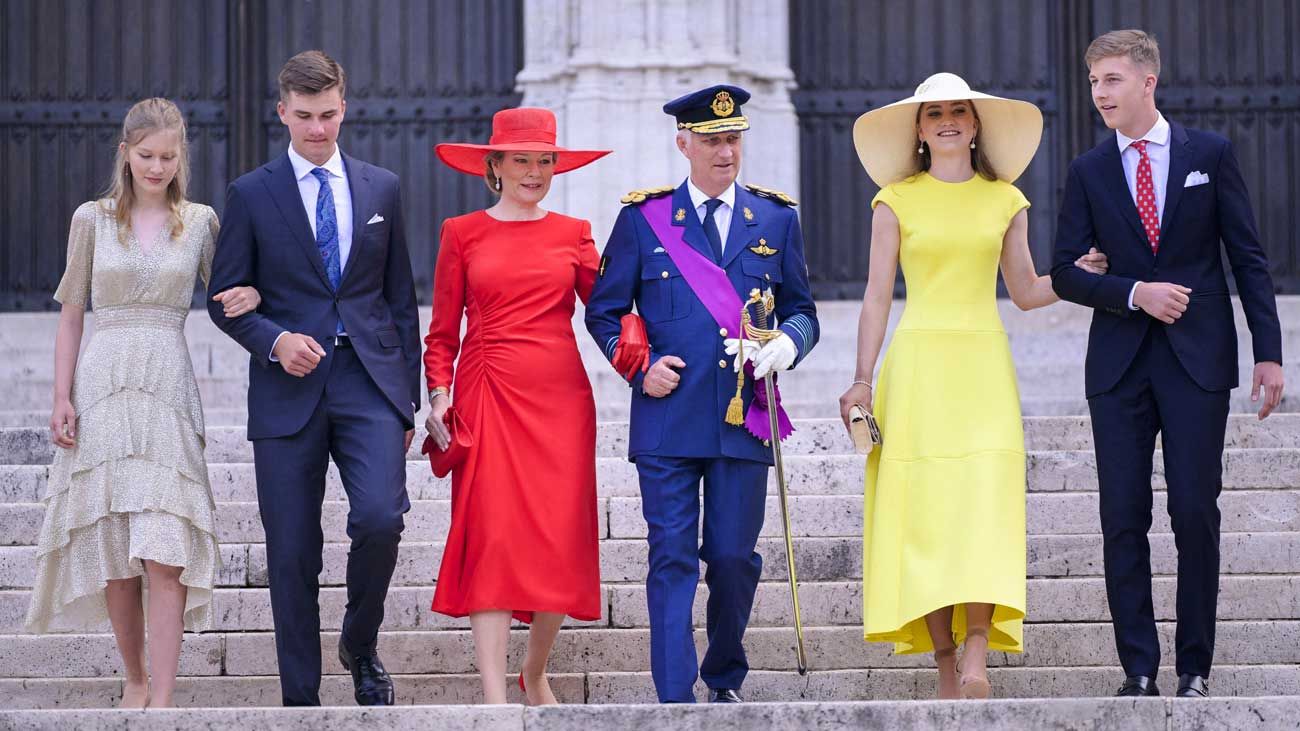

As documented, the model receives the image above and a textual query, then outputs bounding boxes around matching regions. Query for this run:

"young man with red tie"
[1051,29,1284,699]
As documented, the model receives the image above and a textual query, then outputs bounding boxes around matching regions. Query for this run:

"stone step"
[5,695,1300,728]
[3,488,1298,547]
[2,447,1296,505]
[3,575,1296,636]
[8,357,1298,409]
[4,532,1297,591]
[1,668,1297,710]
[5,414,1299,465]
[3,622,1297,678]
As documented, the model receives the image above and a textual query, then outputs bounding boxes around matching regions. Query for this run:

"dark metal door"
[0,0,234,311]
[791,0,1300,297]
[0,0,522,311]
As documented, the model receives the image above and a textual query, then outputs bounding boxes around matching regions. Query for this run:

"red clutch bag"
[612,313,650,381]
[420,406,474,478]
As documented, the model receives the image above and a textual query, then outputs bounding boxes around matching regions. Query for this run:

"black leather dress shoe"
[339,640,395,706]
[1116,676,1161,697]
[709,688,743,703]
[1176,674,1209,698]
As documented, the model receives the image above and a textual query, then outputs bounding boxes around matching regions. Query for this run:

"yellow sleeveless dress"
[862,172,1029,654]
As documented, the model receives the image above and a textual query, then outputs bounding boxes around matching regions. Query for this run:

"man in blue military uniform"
[585,85,819,703]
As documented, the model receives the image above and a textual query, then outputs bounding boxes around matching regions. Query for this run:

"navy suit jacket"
[585,181,819,463]
[1051,121,1282,397]
[207,152,421,440]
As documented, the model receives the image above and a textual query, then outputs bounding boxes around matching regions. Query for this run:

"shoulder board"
[744,184,798,207]
[620,185,675,205]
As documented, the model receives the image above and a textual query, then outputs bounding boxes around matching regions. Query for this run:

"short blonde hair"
[1085,29,1161,78]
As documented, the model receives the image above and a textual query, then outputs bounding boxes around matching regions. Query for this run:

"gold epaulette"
[744,184,798,206]
[620,186,675,205]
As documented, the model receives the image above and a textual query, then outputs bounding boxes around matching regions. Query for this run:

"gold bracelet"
[429,386,449,401]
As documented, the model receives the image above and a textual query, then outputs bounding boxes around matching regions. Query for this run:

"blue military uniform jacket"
[585,180,819,464]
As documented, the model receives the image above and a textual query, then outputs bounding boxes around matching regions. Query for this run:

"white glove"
[723,338,761,372]
[753,333,797,379]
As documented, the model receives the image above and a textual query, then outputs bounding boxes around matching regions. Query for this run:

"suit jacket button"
[718,359,727,369]
[719,327,728,337]
[661,271,669,279]
[764,273,771,280]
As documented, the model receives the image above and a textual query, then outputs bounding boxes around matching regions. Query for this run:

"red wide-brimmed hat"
[435,107,610,175]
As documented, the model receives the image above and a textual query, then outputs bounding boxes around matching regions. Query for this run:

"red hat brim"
[435,142,611,176]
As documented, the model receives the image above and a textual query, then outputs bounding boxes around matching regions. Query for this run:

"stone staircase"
[0,299,1297,724]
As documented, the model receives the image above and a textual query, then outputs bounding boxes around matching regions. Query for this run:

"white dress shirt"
[271,144,354,357]
[686,178,735,253]
[287,144,354,271]
[1116,113,1170,310]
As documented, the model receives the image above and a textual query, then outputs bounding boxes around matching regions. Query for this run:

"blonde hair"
[101,98,190,245]
[1085,29,1161,78]
[914,101,999,182]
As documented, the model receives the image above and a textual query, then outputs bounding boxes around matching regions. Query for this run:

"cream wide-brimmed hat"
[851,72,1043,189]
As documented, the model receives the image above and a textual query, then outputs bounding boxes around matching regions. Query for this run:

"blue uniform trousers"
[637,454,768,702]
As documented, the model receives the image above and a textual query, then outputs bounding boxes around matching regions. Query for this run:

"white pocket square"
[367,213,385,224]
[1184,171,1210,187]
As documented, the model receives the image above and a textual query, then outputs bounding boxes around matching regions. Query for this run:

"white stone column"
[519,0,799,245]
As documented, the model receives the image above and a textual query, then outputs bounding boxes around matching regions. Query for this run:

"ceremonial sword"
[747,289,808,675]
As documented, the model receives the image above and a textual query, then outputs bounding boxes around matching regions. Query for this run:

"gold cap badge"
[711,91,735,117]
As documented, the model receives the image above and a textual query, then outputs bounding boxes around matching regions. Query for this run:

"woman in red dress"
[423,108,611,705]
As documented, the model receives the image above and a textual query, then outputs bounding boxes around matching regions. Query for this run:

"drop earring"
[495,177,502,191]
[970,139,977,150]
[917,141,925,154]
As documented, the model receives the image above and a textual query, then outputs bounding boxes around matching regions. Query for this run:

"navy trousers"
[636,455,768,702]
[252,345,410,706]
[1088,325,1229,679]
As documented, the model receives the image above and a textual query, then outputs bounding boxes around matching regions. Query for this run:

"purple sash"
[639,195,793,442]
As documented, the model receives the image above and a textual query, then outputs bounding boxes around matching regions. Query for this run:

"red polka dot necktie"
[1130,140,1160,254]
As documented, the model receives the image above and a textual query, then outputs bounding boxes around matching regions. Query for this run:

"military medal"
[743,207,754,221]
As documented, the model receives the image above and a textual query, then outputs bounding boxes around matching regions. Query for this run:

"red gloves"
[612,313,650,381]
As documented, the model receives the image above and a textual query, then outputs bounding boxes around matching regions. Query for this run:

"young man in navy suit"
[208,50,420,706]
[1051,30,1284,699]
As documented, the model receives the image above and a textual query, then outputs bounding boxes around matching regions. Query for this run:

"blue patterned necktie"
[310,167,341,290]
[703,198,725,263]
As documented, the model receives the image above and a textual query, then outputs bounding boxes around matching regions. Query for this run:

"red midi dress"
[423,210,602,623]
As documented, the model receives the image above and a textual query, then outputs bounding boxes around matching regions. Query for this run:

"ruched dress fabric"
[25,201,222,633]
[423,210,602,623]
[862,173,1030,654]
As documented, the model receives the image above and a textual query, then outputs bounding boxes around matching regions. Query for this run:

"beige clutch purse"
[848,405,882,455]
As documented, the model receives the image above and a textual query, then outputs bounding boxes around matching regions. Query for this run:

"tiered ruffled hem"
[25,334,219,633]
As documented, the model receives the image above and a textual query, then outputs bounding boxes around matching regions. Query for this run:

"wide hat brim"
[851,74,1043,189]
[435,142,611,176]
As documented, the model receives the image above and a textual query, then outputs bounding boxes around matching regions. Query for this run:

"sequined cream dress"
[25,200,222,633]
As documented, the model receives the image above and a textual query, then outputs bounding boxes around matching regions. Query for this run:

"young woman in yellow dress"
[838,73,1109,700]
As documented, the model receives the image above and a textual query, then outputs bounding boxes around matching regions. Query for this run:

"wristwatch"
[429,386,449,402]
